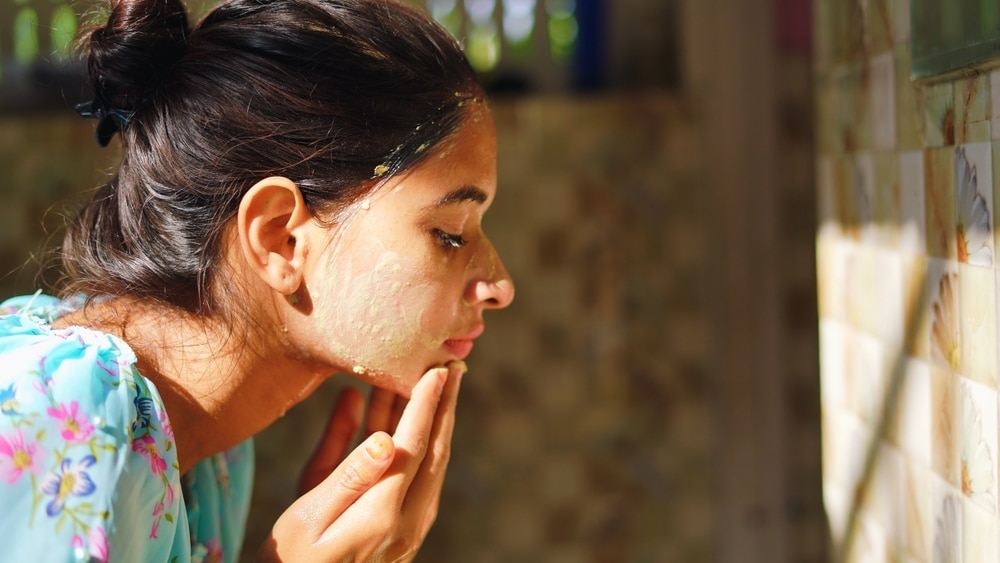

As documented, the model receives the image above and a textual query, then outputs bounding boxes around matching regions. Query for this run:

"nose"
[467,240,515,309]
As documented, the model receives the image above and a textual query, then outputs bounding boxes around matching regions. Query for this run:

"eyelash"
[434,229,466,249]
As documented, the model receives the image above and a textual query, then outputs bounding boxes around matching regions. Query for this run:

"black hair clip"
[74,100,132,147]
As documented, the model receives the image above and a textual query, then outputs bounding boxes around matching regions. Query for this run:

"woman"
[0,0,514,560]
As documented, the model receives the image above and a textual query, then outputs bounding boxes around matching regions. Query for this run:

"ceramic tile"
[962,496,998,561]
[890,357,931,467]
[925,147,958,260]
[930,475,964,562]
[928,259,961,373]
[901,459,932,561]
[872,443,905,547]
[855,153,878,244]
[993,142,1000,262]
[872,51,897,151]
[931,363,960,487]
[853,330,887,426]
[873,248,904,345]
[959,378,998,514]
[893,0,910,46]
[955,75,991,144]
[955,143,995,267]
[852,513,889,563]
[992,71,1000,141]
[873,152,901,248]
[895,45,924,151]
[958,263,998,387]
[925,81,956,147]
[867,0,893,54]
[901,253,930,361]
[899,150,927,255]
[821,319,848,411]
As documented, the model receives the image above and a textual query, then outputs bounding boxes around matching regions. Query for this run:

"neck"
[55,298,332,474]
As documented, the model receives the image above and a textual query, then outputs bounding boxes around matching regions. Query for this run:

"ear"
[237,176,313,295]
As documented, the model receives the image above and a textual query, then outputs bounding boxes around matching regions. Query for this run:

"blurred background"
[0,0,822,561]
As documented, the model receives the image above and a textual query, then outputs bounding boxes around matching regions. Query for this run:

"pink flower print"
[132,435,167,475]
[158,410,174,440]
[205,538,224,563]
[0,429,46,483]
[41,456,97,516]
[88,525,109,562]
[150,518,160,540]
[47,401,95,444]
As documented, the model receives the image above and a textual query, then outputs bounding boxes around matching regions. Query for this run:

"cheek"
[313,243,455,378]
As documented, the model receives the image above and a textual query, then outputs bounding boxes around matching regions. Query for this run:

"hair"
[63,0,483,316]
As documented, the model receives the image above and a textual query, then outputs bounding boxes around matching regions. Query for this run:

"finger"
[389,366,449,478]
[366,385,397,434]
[288,431,395,529]
[299,386,364,494]
[401,360,465,530]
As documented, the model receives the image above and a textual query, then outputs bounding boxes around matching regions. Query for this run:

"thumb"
[290,432,396,526]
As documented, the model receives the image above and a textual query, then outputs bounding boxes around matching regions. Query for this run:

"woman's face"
[301,106,514,395]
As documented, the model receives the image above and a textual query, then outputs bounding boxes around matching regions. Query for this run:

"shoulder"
[0,295,185,561]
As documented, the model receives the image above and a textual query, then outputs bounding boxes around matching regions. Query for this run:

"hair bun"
[86,0,190,112]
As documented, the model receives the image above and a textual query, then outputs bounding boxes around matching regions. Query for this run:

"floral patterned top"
[0,293,254,563]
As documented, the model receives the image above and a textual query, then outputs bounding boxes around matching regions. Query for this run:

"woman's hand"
[258,360,466,562]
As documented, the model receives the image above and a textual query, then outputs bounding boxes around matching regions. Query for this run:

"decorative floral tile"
[930,363,960,487]
[958,378,998,514]
[872,51,897,151]
[899,150,927,255]
[954,144,994,267]
[930,475,963,562]
[901,458,931,561]
[955,75,991,145]
[924,81,956,148]
[928,259,961,373]
[924,147,958,260]
[957,264,997,387]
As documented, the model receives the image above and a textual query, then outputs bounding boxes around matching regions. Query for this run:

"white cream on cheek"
[312,227,453,389]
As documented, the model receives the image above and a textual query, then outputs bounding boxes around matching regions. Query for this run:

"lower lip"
[444,339,475,359]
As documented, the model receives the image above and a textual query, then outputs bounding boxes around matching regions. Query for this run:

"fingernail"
[447,360,468,376]
[365,434,390,460]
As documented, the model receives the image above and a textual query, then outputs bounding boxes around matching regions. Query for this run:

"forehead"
[379,106,498,203]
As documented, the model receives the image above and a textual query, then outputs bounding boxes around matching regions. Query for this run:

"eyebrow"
[433,185,489,207]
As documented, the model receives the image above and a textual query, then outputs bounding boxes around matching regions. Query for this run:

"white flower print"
[955,146,993,266]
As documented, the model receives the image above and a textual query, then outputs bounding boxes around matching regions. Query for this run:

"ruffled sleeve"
[0,313,189,562]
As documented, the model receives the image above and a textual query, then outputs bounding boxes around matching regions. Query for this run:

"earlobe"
[237,176,313,295]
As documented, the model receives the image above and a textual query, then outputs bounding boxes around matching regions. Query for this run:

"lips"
[444,325,484,360]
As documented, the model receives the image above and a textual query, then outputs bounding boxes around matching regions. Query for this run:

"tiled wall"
[816,0,1000,560]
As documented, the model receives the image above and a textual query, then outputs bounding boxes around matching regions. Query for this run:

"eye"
[434,229,466,249]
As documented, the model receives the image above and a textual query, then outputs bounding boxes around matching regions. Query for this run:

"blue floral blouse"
[0,293,254,563]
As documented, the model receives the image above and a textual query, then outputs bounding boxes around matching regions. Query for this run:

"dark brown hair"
[64,0,482,315]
